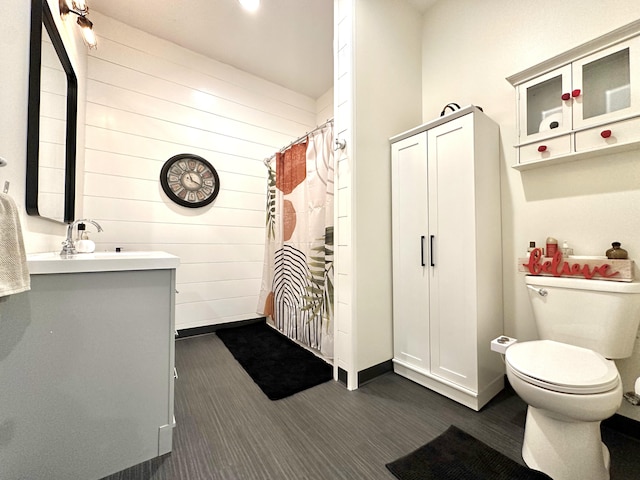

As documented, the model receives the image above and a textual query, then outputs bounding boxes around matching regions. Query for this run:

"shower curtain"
[257,123,334,358]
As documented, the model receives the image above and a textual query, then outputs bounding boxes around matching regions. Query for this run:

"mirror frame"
[26,0,78,223]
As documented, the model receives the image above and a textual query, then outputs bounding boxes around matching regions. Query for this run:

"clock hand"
[188,173,202,186]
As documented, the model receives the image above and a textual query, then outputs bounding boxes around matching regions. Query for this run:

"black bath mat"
[386,425,552,480]
[216,321,332,400]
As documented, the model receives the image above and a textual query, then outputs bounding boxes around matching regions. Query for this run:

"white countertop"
[27,251,180,275]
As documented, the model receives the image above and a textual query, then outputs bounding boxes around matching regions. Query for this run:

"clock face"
[160,154,220,208]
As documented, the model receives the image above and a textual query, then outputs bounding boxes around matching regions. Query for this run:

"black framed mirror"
[26,0,78,223]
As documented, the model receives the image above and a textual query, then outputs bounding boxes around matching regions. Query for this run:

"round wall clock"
[160,154,220,208]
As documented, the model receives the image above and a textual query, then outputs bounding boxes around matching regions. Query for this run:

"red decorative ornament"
[523,248,620,280]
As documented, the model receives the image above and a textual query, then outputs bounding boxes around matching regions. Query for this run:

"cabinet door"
[572,37,640,129]
[518,65,572,143]
[391,132,429,371]
[427,114,477,390]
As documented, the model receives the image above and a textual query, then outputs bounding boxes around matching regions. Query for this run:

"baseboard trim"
[337,367,348,386]
[177,318,265,339]
[358,360,393,387]
[603,413,640,441]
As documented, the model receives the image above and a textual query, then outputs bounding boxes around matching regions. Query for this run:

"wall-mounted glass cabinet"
[509,22,640,170]
[519,66,572,142]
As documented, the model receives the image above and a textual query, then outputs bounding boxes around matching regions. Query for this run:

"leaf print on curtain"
[258,123,334,358]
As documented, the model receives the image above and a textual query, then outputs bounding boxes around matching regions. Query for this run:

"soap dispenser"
[76,230,96,253]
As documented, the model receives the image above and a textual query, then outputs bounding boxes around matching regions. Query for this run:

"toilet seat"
[506,340,619,394]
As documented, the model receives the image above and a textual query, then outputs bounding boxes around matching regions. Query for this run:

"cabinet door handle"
[421,236,426,266]
[572,88,581,98]
[561,92,571,101]
[537,145,547,152]
[430,235,435,267]
[601,129,612,139]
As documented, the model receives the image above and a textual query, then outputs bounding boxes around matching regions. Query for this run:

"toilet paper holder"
[490,336,517,354]
[622,377,640,406]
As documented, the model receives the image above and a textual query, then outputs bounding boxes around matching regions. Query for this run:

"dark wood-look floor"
[102,334,640,480]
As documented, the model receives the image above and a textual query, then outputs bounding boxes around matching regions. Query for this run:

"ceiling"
[90,0,437,100]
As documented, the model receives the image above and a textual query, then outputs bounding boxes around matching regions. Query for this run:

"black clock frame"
[160,153,220,208]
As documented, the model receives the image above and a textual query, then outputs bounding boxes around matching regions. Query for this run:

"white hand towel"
[0,193,30,297]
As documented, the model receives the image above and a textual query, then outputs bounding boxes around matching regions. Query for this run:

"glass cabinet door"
[518,65,572,142]
[572,37,640,128]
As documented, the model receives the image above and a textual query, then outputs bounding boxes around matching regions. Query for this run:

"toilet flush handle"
[527,285,548,297]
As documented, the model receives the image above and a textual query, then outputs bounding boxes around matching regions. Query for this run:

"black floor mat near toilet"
[386,425,552,480]
[216,321,332,400]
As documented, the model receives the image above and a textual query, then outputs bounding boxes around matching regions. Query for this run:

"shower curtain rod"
[263,118,333,167]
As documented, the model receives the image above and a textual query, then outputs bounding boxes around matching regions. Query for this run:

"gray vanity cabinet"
[0,262,177,480]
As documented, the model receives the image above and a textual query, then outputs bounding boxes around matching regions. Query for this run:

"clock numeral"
[177,161,189,171]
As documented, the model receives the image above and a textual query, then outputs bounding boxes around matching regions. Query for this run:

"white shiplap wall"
[334,0,356,387]
[84,12,322,330]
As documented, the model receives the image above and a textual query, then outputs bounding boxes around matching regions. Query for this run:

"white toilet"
[506,275,640,480]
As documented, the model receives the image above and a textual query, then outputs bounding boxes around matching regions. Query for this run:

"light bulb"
[77,16,97,49]
[239,0,260,12]
[73,0,88,13]
[82,27,97,49]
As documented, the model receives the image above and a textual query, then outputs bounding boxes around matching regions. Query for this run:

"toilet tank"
[525,275,640,358]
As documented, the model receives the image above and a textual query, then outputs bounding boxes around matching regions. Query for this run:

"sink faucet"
[60,219,104,258]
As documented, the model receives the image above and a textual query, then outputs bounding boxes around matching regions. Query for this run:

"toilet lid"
[505,340,620,394]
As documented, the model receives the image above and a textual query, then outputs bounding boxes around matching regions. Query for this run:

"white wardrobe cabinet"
[390,105,504,411]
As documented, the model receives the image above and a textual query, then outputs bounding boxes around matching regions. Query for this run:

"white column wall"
[352,0,423,374]
[334,0,422,388]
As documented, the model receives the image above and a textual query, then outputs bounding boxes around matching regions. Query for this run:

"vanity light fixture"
[59,0,97,49]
